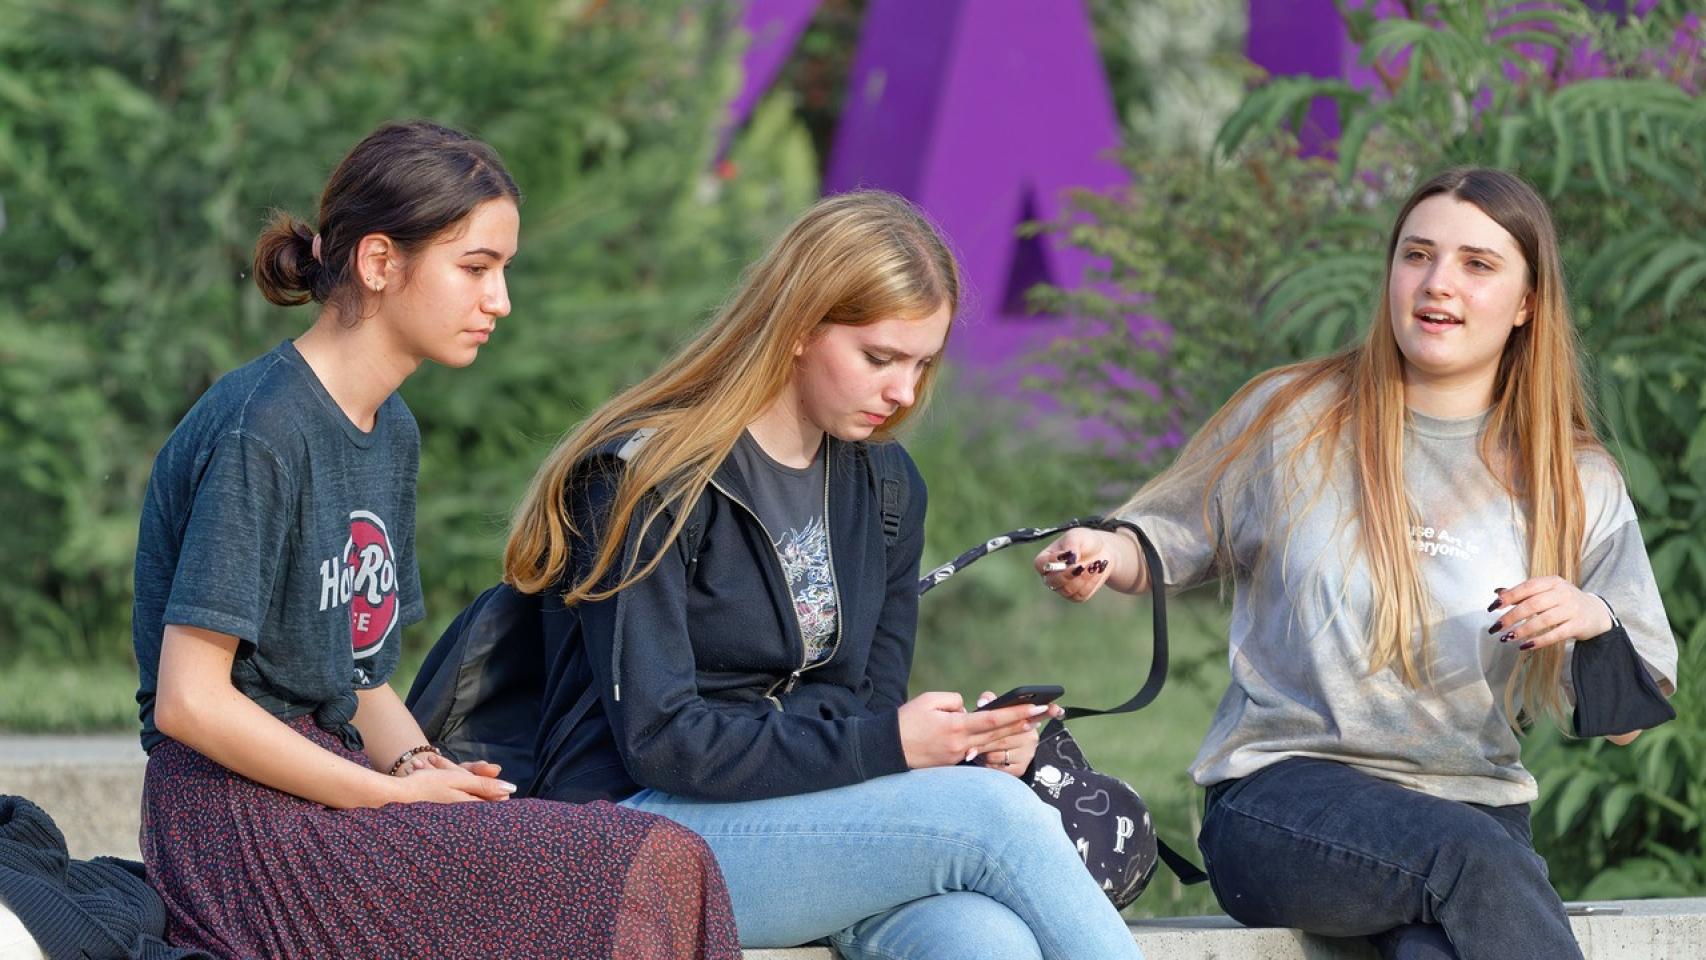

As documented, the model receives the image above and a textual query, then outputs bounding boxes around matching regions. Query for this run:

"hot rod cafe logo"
[317,510,400,658]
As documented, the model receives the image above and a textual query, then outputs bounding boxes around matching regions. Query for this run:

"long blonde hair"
[505,190,960,604]
[1126,167,1598,722]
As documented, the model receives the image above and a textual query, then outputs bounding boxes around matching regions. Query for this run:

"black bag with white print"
[919,517,1206,908]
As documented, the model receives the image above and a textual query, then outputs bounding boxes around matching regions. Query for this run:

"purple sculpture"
[825,0,1128,374]
[722,0,820,156]
[1245,0,1351,152]
[729,0,1129,376]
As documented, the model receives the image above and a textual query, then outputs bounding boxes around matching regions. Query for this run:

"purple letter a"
[824,0,1127,373]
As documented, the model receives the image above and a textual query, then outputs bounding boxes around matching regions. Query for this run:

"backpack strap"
[863,441,910,548]
[882,478,902,545]
[607,425,709,568]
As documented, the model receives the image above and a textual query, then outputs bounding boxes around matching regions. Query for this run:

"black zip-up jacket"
[531,431,926,804]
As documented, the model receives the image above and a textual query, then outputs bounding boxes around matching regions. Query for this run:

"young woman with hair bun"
[133,119,738,959]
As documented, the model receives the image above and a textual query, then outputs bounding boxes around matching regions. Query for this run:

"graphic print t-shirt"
[731,431,838,664]
[132,340,424,751]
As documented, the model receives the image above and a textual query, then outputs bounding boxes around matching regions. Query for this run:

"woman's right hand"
[392,764,518,804]
[1033,527,1144,601]
[897,691,1049,769]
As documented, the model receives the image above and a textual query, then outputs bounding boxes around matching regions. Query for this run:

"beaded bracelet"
[388,744,440,776]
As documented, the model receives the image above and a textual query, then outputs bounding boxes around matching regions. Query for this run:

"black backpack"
[404,441,910,796]
[404,581,545,789]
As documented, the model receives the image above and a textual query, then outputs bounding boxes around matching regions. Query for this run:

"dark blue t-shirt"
[132,340,424,752]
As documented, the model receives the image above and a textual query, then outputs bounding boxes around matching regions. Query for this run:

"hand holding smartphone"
[975,684,1065,711]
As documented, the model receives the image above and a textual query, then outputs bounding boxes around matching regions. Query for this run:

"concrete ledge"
[3,742,1704,958]
[0,735,145,861]
[2,902,1703,958]
[739,902,1706,957]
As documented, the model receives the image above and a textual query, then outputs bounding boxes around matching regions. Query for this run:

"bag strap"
[917,516,1167,720]
[919,518,1208,886]
[1156,838,1208,885]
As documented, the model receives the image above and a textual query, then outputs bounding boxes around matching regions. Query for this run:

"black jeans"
[1198,757,1582,960]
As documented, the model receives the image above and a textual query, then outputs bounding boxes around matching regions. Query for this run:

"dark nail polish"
[1487,599,1502,613]
[1088,559,1109,574]
[1070,565,1085,577]
[1488,621,1502,634]
[1059,551,1077,565]
[1500,632,1515,643]
[1493,587,1507,594]
[1519,641,1535,651]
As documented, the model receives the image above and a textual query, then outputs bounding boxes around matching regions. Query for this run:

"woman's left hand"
[400,752,503,780]
[1489,576,1615,652]
[972,691,1063,778]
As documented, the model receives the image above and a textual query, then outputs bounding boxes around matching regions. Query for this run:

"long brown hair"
[504,190,960,603]
[1125,167,1598,722]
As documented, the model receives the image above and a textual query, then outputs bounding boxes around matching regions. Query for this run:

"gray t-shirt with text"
[1122,377,1677,806]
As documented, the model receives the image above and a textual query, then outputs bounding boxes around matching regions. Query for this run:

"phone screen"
[976,684,1065,711]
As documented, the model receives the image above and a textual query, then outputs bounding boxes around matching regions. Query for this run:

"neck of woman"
[1402,368,1495,419]
[745,391,826,469]
[293,311,421,431]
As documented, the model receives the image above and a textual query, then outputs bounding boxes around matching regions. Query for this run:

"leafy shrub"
[0,0,818,663]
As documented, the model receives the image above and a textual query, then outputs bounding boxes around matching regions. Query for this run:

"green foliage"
[0,659,138,733]
[1039,0,1706,898]
[1524,620,1706,899]
[1087,0,1249,152]
[1024,144,1361,479]
[1216,1,1706,345]
[0,0,818,663]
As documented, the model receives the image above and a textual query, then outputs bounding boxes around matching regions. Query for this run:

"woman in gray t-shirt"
[1035,168,1676,960]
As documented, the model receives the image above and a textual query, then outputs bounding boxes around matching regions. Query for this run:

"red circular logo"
[344,511,399,658]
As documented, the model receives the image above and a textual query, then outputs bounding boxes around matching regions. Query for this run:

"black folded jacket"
[1571,623,1676,738]
[0,794,211,960]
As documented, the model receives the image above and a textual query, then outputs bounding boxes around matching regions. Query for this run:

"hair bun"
[252,212,322,306]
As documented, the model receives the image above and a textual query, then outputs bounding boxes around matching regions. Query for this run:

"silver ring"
[1002,750,1011,766]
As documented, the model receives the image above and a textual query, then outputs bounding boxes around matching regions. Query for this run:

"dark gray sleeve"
[162,430,295,657]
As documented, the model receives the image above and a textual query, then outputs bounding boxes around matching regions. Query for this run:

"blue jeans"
[621,765,1142,960]
[1198,757,1581,960]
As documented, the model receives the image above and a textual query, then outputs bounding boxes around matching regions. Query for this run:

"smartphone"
[976,684,1065,711]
